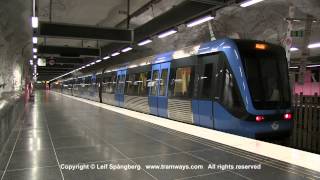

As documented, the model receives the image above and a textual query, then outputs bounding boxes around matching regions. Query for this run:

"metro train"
[51,38,293,139]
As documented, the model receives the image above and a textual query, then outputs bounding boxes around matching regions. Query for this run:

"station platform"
[1,91,320,180]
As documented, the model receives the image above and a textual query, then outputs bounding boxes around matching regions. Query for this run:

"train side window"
[137,71,150,96]
[105,75,116,94]
[150,70,159,96]
[159,69,168,96]
[125,73,137,95]
[200,63,214,99]
[119,74,126,94]
[168,67,194,99]
[219,58,245,116]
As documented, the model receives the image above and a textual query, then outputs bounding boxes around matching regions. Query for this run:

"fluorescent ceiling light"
[138,39,152,46]
[32,37,38,44]
[158,29,177,38]
[90,62,95,65]
[129,64,138,69]
[33,55,37,59]
[86,64,91,67]
[111,52,120,56]
[33,48,37,53]
[290,47,299,52]
[121,47,133,52]
[308,42,320,49]
[186,15,214,27]
[81,66,85,68]
[29,60,33,65]
[95,59,102,63]
[307,64,320,68]
[31,16,38,28]
[289,66,298,69]
[240,0,264,7]
[103,56,110,60]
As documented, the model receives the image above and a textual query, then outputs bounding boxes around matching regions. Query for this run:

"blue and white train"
[52,38,293,139]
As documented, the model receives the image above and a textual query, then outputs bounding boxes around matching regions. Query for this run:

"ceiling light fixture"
[31,16,39,28]
[32,37,38,44]
[158,29,177,38]
[121,47,133,52]
[240,0,264,7]
[289,66,298,69]
[290,47,299,52]
[95,59,102,63]
[111,52,120,57]
[138,39,152,46]
[33,48,37,53]
[308,42,320,49]
[186,15,214,27]
[306,64,320,68]
[103,56,110,60]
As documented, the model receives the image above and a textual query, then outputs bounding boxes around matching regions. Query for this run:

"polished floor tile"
[113,141,180,158]
[7,149,57,170]
[161,138,211,152]
[52,135,103,149]
[2,167,62,180]
[1,91,316,180]
[0,170,3,179]
[0,152,11,171]
[56,146,126,164]
[18,129,50,139]
[13,137,52,152]
[191,148,259,165]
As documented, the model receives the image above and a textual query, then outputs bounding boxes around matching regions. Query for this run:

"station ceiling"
[22,0,320,81]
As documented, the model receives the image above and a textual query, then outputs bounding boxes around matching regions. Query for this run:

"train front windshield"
[236,41,291,109]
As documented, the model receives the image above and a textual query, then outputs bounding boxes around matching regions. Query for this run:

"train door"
[192,54,218,128]
[115,70,127,107]
[149,62,170,117]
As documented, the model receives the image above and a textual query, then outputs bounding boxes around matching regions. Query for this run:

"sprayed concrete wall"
[0,0,32,98]
[0,0,31,154]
